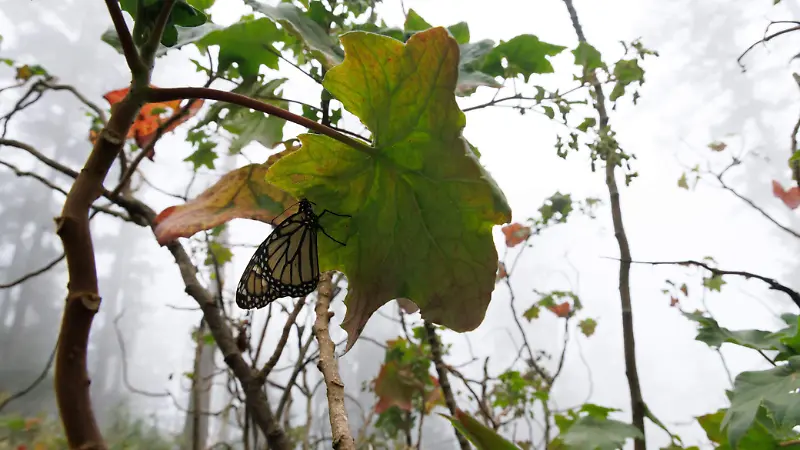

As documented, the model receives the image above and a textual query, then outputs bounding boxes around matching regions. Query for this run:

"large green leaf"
[722,356,800,448]
[196,17,286,78]
[441,410,520,450]
[682,311,784,351]
[244,0,344,69]
[560,416,643,450]
[266,28,512,351]
[481,34,566,82]
[699,408,788,450]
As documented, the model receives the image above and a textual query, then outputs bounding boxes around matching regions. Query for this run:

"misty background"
[1,0,799,448]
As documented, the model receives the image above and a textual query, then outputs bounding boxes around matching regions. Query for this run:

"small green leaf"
[457,40,502,96]
[610,59,645,101]
[441,410,521,450]
[577,117,596,132]
[560,416,643,450]
[542,106,555,119]
[482,34,566,82]
[447,22,470,45]
[184,140,218,170]
[404,9,432,32]
[205,241,233,266]
[572,41,604,71]
[678,173,689,189]
[196,17,286,77]
[702,274,726,292]
[523,305,541,321]
[682,311,782,351]
[187,0,215,10]
[579,318,597,337]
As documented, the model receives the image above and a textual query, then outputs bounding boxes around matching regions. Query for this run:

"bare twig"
[424,321,471,450]
[113,310,170,398]
[313,272,355,450]
[612,257,800,309]
[738,22,800,71]
[0,253,65,289]
[561,0,646,447]
[0,338,57,412]
[258,297,307,380]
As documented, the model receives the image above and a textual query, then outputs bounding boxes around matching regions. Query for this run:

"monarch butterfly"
[236,199,349,310]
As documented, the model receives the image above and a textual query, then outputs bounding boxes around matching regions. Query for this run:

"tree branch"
[145,86,373,153]
[258,297,307,380]
[0,253,65,289]
[738,23,800,71]
[313,272,356,450]
[103,0,145,75]
[561,0,646,447]
[115,195,291,449]
[424,321,471,450]
[612,257,800,309]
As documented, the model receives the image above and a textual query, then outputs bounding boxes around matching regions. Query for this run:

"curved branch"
[614,257,800,309]
[0,338,57,412]
[103,0,145,74]
[0,253,65,289]
[145,87,373,153]
[738,23,800,71]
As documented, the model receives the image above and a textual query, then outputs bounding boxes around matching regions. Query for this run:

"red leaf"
[90,86,204,160]
[670,297,679,307]
[501,223,531,247]
[772,180,800,210]
[547,302,571,318]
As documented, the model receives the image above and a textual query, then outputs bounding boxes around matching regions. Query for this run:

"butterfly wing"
[236,202,321,309]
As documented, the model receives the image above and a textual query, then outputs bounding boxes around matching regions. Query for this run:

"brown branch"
[423,321,471,450]
[276,330,316,418]
[709,159,800,240]
[313,272,356,450]
[43,82,108,124]
[613,257,800,309]
[561,0,646,447]
[738,23,800,71]
[0,338,57,412]
[139,0,176,69]
[0,159,129,220]
[0,138,79,178]
[145,87,373,153]
[258,297,307,380]
[103,0,145,75]
[0,252,65,289]
[115,195,291,449]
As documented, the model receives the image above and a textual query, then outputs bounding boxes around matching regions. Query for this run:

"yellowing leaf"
[266,28,512,351]
[373,360,441,414]
[154,148,298,245]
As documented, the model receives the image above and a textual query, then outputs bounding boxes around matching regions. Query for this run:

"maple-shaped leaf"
[579,318,597,337]
[481,34,566,82]
[154,148,298,245]
[196,17,286,77]
[373,360,442,414]
[722,357,800,448]
[93,86,203,159]
[442,409,521,450]
[548,302,571,318]
[501,223,531,247]
[266,27,512,352]
[699,408,793,450]
[681,311,784,352]
[560,416,643,450]
[772,180,800,210]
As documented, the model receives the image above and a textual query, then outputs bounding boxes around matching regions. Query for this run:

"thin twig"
[313,272,356,450]
[0,253,65,289]
[0,338,57,412]
[113,310,170,397]
[738,23,800,71]
[259,297,307,380]
[423,321,471,450]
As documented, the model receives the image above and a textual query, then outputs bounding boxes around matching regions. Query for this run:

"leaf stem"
[146,86,374,153]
